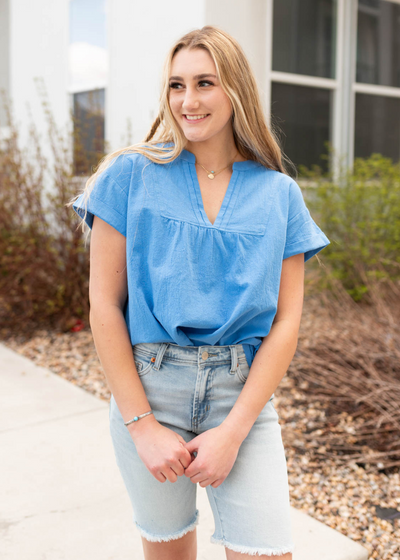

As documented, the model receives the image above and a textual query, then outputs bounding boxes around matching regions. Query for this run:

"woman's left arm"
[221,251,305,442]
[184,252,305,487]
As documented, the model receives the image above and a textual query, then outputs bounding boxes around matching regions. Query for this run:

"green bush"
[298,147,400,302]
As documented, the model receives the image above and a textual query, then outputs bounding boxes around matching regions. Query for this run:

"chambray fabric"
[72,144,330,367]
[109,341,295,555]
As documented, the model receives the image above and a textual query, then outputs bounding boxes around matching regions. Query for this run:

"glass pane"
[357,0,400,87]
[272,0,337,79]
[271,82,333,174]
[69,0,108,89]
[73,89,105,176]
[354,92,400,162]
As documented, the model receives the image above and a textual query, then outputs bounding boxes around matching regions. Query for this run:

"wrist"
[124,410,154,427]
[127,413,159,441]
[219,420,248,447]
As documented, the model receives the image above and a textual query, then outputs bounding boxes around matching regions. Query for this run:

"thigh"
[109,389,199,541]
[201,356,295,555]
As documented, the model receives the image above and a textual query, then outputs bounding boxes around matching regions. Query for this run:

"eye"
[169,80,214,90]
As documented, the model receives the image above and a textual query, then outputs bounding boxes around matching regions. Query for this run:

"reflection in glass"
[271,82,332,174]
[357,0,400,87]
[272,0,337,79]
[354,93,400,162]
[69,0,107,176]
[73,89,105,176]
[69,0,107,90]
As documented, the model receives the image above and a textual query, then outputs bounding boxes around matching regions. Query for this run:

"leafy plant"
[298,143,400,304]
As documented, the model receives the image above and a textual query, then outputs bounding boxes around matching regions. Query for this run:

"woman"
[70,25,330,560]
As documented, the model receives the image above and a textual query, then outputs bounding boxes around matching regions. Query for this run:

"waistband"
[133,341,247,367]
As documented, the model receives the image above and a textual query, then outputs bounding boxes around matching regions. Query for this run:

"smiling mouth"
[183,114,210,121]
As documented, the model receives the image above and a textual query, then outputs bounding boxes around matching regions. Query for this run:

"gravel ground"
[1,313,399,559]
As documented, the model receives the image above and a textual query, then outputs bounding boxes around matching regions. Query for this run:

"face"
[168,48,233,145]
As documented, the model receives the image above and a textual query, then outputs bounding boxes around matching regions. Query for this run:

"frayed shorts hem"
[135,509,200,543]
[210,535,295,556]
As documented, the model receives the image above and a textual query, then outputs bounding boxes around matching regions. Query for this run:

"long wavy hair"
[67,25,295,241]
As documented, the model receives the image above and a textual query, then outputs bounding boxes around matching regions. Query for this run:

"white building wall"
[205,0,268,110]
[107,0,269,151]
[107,0,205,150]
[1,0,270,170]
[0,0,10,128]
[7,0,71,168]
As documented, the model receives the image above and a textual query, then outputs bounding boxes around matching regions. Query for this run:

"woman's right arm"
[88,215,193,482]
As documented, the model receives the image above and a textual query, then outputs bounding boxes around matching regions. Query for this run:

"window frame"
[266,0,400,184]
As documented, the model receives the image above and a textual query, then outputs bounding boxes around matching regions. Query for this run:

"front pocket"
[133,352,155,377]
[236,357,250,383]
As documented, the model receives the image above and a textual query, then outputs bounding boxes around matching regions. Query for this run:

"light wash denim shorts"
[109,342,295,556]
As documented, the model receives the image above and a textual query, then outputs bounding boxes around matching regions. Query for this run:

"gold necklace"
[196,151,239,180]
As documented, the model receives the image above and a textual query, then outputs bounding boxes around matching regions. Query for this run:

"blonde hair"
[67,25,294,242]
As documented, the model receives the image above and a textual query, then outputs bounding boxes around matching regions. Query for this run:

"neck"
[185,140,244,169]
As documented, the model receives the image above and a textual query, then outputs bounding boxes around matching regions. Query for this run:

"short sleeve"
[72,155,131,237]
[283,180,330,262]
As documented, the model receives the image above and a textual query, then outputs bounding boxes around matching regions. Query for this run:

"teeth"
[185,114,208,120]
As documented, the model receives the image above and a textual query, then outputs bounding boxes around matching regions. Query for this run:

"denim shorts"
[109,342,295,556]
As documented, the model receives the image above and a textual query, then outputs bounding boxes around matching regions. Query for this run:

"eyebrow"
[169,73,217,81]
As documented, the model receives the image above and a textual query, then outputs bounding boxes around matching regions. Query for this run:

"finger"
[180,449,193,467]
[187,471,203,483]
[184,463,198,477]
[184,455,199,474]
[172,462,184,477]
[179,457,191,470]
[184,439,198,454]
[183,448,193,461]
[164,468,178,483]
[170,465,180,475]
[211,478,223,488]
[155,471,167,483]
[177,442,192,457]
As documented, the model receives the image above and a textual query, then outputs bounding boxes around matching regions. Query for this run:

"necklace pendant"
[208,173,215,179]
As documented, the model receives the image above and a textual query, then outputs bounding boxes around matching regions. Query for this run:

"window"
[272,0,336,79]
[271,83,332,172]
[72,89,105,176]
[269,0,400,175]
[357,0,400,87]
[354,0,400,161]
[69,0,108,175]
[270,0,337,175]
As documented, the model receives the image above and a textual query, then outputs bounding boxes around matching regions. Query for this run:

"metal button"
[201,351,209,360]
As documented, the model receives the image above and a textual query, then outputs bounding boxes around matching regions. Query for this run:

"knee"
[141,526,197,560]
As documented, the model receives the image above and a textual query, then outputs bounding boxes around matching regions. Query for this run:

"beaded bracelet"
[124,410,154,427]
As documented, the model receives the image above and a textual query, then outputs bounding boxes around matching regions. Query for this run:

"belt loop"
[153,343,169,370]
[229,346,238,374]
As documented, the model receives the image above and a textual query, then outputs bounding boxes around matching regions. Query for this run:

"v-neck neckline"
[180,148,256,229]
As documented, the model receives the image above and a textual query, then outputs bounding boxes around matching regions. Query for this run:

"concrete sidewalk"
[0,342,369,560]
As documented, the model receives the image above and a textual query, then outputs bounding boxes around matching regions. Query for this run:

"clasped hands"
[132,420,242,488]
[182,424,241,488]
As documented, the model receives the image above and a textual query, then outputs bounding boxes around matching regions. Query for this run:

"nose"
[182,85,200,112]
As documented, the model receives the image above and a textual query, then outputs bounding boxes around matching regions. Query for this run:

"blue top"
[72,145,330,368]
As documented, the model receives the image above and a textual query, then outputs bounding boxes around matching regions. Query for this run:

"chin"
[184,134,210,143]
[184,129,218,141]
